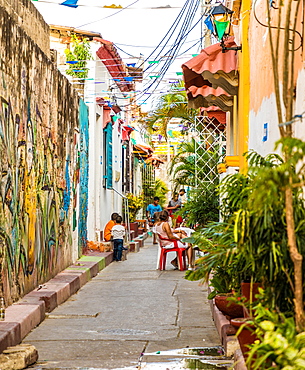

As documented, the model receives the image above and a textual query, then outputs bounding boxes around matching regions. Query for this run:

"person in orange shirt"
[104,213,119,241]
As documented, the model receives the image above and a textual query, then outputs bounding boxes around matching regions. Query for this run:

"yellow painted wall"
[237,0,251,171]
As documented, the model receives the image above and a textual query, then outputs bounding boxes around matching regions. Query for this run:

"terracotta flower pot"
[230,318,257,359]
[241,282,262,317]
[214,294,244,319]
[241,282,261,302]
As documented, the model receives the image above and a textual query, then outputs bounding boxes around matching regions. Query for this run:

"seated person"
[104,213,119,242]
[155,210,194,271]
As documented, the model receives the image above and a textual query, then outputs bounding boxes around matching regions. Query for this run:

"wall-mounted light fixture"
[210,4,242,53]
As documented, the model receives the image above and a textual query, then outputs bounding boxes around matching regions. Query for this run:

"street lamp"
[210,4,242,53]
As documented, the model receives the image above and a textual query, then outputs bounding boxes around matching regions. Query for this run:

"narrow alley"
[24,238,225,370]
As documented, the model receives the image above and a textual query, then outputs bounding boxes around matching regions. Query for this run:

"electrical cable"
[68,0,201,111]
[114,38,200,48]
[133,2,202,106]
[75,0,140,29]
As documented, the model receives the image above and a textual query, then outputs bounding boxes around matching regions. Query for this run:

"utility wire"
[133,1,202,106]
[76,0,140,28]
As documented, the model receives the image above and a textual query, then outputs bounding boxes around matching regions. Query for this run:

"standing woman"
[155,210,194,270]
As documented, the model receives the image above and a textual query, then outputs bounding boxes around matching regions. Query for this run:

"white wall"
[85,47,125,241]
[294,68,305,141]
[248,93,281,156]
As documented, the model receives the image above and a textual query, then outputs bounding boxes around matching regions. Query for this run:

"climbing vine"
[64,34,92,79]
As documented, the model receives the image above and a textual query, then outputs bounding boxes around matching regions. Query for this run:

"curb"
[208,290,247,370]
[0,251,113,353]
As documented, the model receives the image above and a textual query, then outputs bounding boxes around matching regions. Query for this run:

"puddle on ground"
[140,347,232,369]
[29,347,233,370]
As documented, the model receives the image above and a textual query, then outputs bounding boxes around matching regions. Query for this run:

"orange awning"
[182,37,239,110]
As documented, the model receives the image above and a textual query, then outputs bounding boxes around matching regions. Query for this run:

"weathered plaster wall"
[248,0,305,155]
[0,0,50,56]
[0,6,83,304]
[249,94,281,156]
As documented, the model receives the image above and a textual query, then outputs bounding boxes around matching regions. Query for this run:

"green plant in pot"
[245,303,305,370]
[185,223,246,318]
[208,267,244,319]
[219,150,305,316]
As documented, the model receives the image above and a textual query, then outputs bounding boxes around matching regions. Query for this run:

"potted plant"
[186,223,245,319]
[208,269,243,319]
[125,193,144,222]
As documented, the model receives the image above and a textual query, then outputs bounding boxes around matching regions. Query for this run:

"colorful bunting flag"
[214,19,230,40]
[127,63,136,67]
[60,0,78,8]
[131,138,137,145]
[148,61,160,64]
[176,72,183,76]
[124,76,133,82]
[192,54,199,57]
[66,61,78,64]
[204,15,215,33]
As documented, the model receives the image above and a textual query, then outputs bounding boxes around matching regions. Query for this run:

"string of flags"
[60,0,78,8]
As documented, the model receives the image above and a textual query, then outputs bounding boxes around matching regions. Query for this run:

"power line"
[75,0,140,28]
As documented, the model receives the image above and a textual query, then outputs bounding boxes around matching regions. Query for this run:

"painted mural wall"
[0,6,85,304]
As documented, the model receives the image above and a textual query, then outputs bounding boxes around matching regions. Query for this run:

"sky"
[32,0,207,109]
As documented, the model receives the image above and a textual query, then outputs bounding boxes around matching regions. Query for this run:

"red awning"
[182,37,238,110]
[122,125,134,141]
[200,107,227,125]
[96,97,112,128]
[95,38,134,93]
[145,155,164,168]
[103,108,111,128]
[134,144,153,154]
[187,85,233,112]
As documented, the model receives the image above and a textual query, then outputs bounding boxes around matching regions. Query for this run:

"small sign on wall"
[262,122,268,142]
[114,171,121,182]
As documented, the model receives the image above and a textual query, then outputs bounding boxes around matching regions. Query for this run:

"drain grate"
[46,313,100,319]
[100,328,154,335]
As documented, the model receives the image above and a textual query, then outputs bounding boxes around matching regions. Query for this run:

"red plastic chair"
[157,233,187,271]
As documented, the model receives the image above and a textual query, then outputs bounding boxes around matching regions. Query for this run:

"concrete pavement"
[23,237,223,369]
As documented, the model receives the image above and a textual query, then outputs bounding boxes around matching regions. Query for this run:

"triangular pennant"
[127,63,136,67]
[204,15,215,32]
[66,60,78,64]
[60,0,78,8]
[148,61,160,64]
[124,76,133,82]
[176,72,183,76]
[214,19,230,40]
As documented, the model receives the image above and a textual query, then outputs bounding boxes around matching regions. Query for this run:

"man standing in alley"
[146,196,162,244]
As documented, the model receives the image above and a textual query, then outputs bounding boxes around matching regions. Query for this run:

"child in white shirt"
[111,215,126,261]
